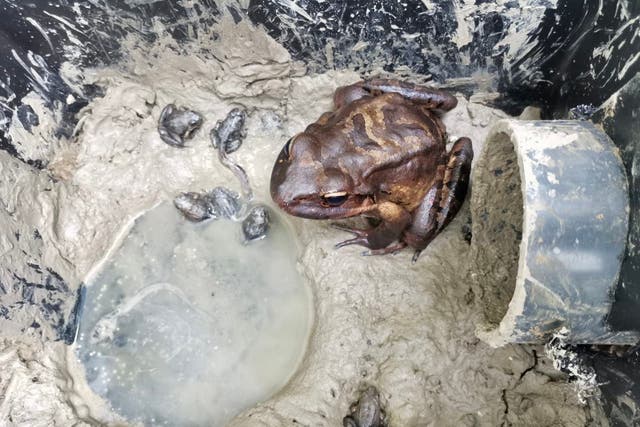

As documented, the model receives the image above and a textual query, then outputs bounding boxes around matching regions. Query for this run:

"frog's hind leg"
[404,137,473,262]
[360,79,458,111]
[438,137,473,233]
[334,83,372,109]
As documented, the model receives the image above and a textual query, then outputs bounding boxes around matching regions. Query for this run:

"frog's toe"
[330,222,366,234]
[335,236,369,249]
[332,223,372,248]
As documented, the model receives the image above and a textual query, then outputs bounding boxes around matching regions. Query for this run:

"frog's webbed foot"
[332,201,411,252]
[333,224,406,256]
[332,223,371,248]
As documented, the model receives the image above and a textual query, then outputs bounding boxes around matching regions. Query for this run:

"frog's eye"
[321,191,348,207]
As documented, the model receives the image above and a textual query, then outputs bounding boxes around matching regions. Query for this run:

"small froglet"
[158,104,203,147]
[343,386,386,427]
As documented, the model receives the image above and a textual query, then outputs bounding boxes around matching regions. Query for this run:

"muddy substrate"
[470,132,523,329]
[0,16,607,427]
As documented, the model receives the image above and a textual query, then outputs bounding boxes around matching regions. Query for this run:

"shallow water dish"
[74,203,311,426]
[470,119,639,346]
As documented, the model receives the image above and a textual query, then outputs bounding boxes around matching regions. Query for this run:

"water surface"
[75,202,311,426]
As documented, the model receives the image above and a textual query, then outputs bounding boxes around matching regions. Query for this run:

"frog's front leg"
[333,201,411,254]
[404,137,473,261]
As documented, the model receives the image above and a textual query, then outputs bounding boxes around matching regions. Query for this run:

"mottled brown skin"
[270,78,473,260]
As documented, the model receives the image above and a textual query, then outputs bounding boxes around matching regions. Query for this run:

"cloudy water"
[74,202,311,426]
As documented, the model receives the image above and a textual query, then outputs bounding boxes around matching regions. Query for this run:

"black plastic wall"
[2,0,640,142]
[1,0,639,424]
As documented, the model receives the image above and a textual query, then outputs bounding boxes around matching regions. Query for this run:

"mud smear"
[470,132,523,328]
[0,10,606,427]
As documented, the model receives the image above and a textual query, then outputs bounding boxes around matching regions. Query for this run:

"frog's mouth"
[277,194,374,220]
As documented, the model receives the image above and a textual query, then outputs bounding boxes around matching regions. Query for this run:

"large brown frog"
[270,79,473,261]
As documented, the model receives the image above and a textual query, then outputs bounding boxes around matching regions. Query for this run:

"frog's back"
[306,93,446,158]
